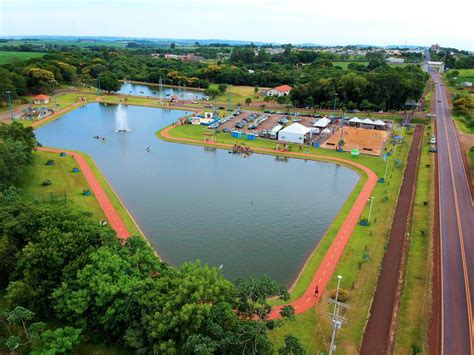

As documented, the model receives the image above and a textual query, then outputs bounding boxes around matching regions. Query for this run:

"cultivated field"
[0,51,45,64]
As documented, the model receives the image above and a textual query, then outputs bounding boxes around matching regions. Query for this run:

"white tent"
[278,123,311,144]
[322,128,332,134]
[349,117,362,124]
[313,117,331,128]
[373,119,386,126]
[362,118,375,125]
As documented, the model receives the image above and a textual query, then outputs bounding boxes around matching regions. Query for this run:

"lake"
[118,82,205,100]
[35,103,358,285]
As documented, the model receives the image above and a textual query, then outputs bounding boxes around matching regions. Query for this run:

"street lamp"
[5,91,14,122]
[367,196,375,225]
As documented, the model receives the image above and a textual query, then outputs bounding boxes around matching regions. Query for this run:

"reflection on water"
[118,82,205,100]
[35,103,358,285]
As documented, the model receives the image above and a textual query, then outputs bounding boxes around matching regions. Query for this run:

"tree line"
[0,123,305,353]
[0,45,432,111]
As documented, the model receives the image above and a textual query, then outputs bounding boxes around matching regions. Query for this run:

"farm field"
[0,50,45,64]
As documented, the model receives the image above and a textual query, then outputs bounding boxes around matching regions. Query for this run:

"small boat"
[140,91,144,94]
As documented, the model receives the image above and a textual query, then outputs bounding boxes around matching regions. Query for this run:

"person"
[314,285,319,296]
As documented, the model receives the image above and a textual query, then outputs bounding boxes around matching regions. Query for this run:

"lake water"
[118,82,205,100]
[35,103,358,285]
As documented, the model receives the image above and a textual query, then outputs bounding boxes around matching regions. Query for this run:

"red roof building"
[33,94,51,104]
[266,85,293,97]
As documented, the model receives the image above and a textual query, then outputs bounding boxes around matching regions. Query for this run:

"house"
[33,94,50,105]
[266,85,293,97]
[461,81,473,87]
[278,123,311,144]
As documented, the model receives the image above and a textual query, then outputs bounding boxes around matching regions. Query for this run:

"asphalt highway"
[431,69,474,354]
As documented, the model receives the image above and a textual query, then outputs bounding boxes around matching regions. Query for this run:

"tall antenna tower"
[327,275,350,355]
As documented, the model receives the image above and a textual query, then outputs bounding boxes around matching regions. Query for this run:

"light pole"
[367,196,375,225]
[51,80,57,106]
[5,91,14,122]
[329,275,343,355]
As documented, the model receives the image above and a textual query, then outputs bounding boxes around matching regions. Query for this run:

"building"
[386,57,405,64]
[278,123,311,144]
[461,81,473,87]
[431,44,441,53]
[33,94,50,105]
[266,85,293,97]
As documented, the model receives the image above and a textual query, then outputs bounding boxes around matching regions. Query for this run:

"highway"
[431,68,474,354]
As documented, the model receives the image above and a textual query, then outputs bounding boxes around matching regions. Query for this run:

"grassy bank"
[18,150,143,238]
[160,123,414,353]
[393,125,434,354]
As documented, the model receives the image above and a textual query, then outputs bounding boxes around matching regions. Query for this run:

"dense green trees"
[0,123,35,191]
[98,71,121,92]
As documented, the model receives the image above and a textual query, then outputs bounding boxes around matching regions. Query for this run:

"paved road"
[431,69,474,354]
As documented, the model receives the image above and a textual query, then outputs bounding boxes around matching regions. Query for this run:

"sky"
[0,0,473,51]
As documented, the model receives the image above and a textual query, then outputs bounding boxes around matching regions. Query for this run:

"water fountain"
[115,103,132,133]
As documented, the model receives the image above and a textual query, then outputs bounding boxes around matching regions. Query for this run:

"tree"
[98,71,120,92]
[254,87,259,97]
[170,42,176,49]
[217,83,227,94]
[366,52,387,71]
[25,67,56,94]
[278,334,306,354]
[30,327,81,354]
[245,97,252,106]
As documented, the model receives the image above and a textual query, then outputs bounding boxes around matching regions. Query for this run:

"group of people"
[232,143,252,154]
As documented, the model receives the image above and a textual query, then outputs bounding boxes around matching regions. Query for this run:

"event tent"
[349,117,362,124]
[373,119,386,126]
[313,117,331,128]
[278,123,311,144]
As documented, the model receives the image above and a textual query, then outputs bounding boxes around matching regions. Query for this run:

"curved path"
[160,125,378,318]
[36,147,131,239]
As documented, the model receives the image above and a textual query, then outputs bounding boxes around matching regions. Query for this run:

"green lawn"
[0,51,45,64]
[394,125,434,354]
[18,150,143,238]
[469,149,474,187]
[18,151,106,220]
[160,123,415,353]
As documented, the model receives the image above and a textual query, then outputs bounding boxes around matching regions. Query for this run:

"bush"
[330,288,349,303]
[41,179,52,186]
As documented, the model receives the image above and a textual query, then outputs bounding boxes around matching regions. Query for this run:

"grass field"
[469,149,474,187]
[453,69,474,85]
[18,150,143,238]
[18,151,106,219]
[0,51,45,64]
[394,125,434,354]
[160,123,414,353]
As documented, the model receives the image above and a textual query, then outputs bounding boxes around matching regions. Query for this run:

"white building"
[386,57,405,64]
[278,123,311,144]
[266,85,293,97]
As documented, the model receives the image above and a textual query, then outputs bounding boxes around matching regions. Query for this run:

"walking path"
[160,125,378,318]
[360,125,424,354]
[36,147,131,239]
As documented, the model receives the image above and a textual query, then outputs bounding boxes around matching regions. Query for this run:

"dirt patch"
[360,125,424,354]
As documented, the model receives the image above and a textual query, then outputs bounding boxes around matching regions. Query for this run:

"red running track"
[37,147,131,239]
[161,125,378,318]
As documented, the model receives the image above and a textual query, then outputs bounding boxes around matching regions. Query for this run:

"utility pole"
[328,275,349,355]
[367,196,375,225]
[51,80,57,106]
[5,91,14,121]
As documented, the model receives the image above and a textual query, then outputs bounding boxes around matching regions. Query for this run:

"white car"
[426,113,436,118]
[429,136,437,144]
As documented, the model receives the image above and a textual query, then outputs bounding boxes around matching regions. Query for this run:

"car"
[248,123,258,130]
[235,122,244,129]
[437,100,441,103]
[429,136,437,144]
[429,145,437,153]
[426,113,436,118]
[223,128,230,133]
[278,117,289,125]
[292,118,302,122]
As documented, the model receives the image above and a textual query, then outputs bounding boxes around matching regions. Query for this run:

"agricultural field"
[0,50,45,64]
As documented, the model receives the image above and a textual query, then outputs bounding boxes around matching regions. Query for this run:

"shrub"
[330,288,349,303]
[41,179,52,186]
